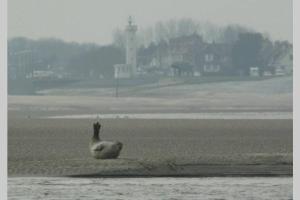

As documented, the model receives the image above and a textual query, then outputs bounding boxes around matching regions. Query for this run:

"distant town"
[8,17,293,94]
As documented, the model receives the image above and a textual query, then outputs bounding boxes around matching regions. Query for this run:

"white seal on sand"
[89,122,123,159]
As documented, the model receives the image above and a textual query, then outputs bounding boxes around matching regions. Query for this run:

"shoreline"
[9,163,293,178]
[45,111,292,120]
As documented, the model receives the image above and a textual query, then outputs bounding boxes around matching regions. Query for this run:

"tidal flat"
[8,118,292,177]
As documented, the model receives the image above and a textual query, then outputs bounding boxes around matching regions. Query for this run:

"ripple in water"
[8,177,292,200]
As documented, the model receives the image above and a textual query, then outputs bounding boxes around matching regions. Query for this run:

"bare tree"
[112,28,126,50]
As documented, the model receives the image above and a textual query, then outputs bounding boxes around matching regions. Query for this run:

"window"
[204,64,220,72]
[214,65,220,72]
[204,65,213,72]
[204,64,208,71]
[205,54,214,62]
[205,54,209,62]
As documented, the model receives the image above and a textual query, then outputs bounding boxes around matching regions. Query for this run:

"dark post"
[115,69,119,98]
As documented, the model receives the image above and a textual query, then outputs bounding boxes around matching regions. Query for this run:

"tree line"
[113,18,253,49]
[8,19,292,80]
[8,37,124,79]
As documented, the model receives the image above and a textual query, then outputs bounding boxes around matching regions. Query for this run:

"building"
[114,64,131,78]
[138,34,233,76]
[201,43,233,76]
[114,16,138,78]
[7,50,34,80]
[274,47,293,75]
[168,34,204,76]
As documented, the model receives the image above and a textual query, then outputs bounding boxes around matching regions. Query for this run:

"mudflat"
[8,118,292,177]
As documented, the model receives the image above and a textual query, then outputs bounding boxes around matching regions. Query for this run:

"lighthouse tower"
[126,16,138,76]
[114,16,138,79]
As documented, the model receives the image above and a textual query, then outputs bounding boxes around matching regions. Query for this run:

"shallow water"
[8,177,292,200]
[47,112,292,120]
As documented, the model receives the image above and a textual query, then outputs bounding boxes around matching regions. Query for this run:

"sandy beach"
[7,77,293,177]
[8,77,292,118]
[8,118,292,177]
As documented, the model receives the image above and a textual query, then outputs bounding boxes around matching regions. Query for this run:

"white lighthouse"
[126,16,138,76]
[114,16,138,78]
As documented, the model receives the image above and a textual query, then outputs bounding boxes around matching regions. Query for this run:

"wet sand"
[8,118,292,177]
[8,177,293,200]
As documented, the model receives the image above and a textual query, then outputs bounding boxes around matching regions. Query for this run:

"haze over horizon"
[8,0,292,45]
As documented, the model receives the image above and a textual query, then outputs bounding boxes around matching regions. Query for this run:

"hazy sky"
[8,0,293,44]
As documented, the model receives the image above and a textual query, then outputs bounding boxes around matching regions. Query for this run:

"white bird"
[89,122,123,159]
